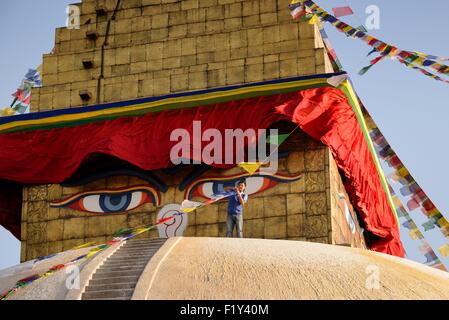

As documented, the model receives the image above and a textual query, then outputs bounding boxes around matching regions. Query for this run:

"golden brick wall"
[31,0,333,111]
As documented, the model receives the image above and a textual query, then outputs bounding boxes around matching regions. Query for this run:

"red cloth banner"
[0,87,404,257]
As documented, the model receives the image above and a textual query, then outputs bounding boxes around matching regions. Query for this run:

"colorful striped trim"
[339,80,400,226]
[0,72,345,134]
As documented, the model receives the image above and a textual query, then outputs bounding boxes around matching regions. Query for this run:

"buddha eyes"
[50,186,160,214]
[51,171,302,214]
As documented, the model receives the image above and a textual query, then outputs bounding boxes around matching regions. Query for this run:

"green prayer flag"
[356,25,368,32]
[358,65,373,76]
[422,220,436,232]
[299,13,314,23]
[267,133,290,146]
[14,103,28,114]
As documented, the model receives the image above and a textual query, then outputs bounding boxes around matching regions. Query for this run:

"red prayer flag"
[11,89,24,100]
[21,94,31,105]
[332,6,354,18]
[407,198,420,211]
[157,216,174,225]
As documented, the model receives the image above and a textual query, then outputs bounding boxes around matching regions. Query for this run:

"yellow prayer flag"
[86,248,102,258]
[392,195,402,207]
[238,162,263,175]
[414,51,427,57]
[308,15,319,25]
[408,229,422,240]
[71,242,96,250]
[428,208,440,218]
[134,227,150,236]
[439,244,449,258]
[438,217,449,228]
[181,207,197,214]
[398,166,410,178]
[414,57,425,65]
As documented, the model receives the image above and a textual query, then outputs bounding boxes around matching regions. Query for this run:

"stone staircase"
[81,238,167,300]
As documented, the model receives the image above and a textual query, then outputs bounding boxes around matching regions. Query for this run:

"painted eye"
[195,177,267,199]
[80,192,144,213]
[51,186,160,214]
[185,172,301,200]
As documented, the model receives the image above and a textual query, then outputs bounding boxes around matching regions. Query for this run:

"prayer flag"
[356,25,368,33]
[290,6,306,20]
[267,133,289,146]
[409,229,423,240]
[238,162,263,175]
[307,14,319,24]
[439,244,449,258]
[332,6,354,18]
[180,200,204,213]
[422,220,436,232]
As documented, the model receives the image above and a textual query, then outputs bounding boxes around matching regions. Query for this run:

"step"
[89,275,140,285]
[119,245,165,251]
[97,265,146,272]
[126,238,167,244]
[101,262,148,269]
[121,245,164,250]
[99,265,146,273]
[84,282,136,292]
[107,254,153,260]
[82,289,134,300]
[113,248,158,255]
[125,240,166,246]
[84,297,130,301]
[92,269,143,279]
[106,257,152,264]
[115,247,160,253]
[103,259,149,265]
[122,241,166,248]
[107,254,154,261]
[117,246,161,253]
[113,248,159,254]
[118,248,159,253]
[98,263,147,270]
[120,242,165,249]
[109,253,156,260]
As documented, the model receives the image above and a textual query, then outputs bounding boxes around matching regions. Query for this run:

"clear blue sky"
[0,1,448,270]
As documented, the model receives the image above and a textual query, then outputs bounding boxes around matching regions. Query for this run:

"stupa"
[0,0,447,300]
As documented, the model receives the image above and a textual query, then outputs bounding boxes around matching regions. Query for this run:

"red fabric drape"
[0,182,21,239]
[0,87,404,256]
[275,88,404,257]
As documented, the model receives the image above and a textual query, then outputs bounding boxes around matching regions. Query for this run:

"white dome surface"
[133,237,449,300]
[2,238,449,300]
